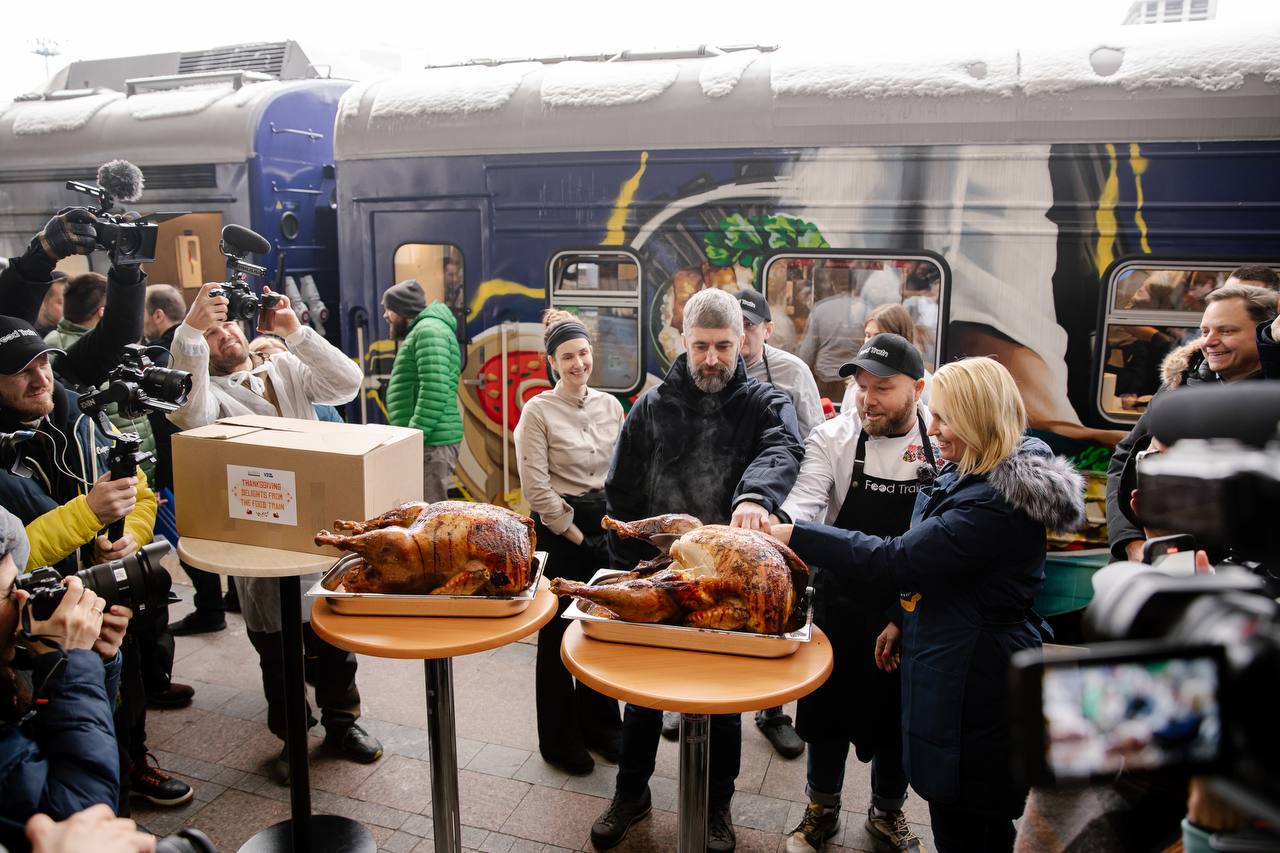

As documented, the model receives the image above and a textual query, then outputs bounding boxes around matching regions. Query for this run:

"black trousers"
[928,801,1016,853]
[183,560,227,615]
[533,494,621,761]
[134,603,174,695]
[247,622,360,741]
[113,634,148,816]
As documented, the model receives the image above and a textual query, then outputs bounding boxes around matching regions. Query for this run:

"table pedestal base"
[678,713,710,853]
[238,815,375,853]
[426,658,461,853]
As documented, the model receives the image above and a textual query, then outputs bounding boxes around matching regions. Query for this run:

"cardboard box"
[173,415,423,555]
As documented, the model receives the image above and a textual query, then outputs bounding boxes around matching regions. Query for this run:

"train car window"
[392,242,466,336]
[761,253,945,401]
[1098,260,1280,424]
[1098,323,1200,418]
[548,250,642,392]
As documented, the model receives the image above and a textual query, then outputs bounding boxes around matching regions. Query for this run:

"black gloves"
[33,208,97,262]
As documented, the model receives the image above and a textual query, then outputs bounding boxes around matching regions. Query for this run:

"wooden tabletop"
[309,580,557,660]
[177,537,334,578]
[561,622,833,715]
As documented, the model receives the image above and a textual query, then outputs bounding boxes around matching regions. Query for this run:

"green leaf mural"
[703,212,829,281]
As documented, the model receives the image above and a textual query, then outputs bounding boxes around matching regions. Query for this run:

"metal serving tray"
[562,569,814,658]
[306,551,547,617]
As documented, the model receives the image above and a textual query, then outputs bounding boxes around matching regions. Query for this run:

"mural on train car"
[347,140,1280,538]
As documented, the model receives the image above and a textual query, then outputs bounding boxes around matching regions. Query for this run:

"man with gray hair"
[594,286,804,853]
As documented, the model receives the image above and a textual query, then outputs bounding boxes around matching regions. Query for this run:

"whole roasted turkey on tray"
[550,514,809,634]
[315,501,536,595]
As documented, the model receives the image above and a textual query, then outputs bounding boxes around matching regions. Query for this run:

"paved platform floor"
[134,568,935,852]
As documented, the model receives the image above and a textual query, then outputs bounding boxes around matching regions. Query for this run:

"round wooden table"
[562,622,833,853]
[310,580,557,853]
[177,538,374,853]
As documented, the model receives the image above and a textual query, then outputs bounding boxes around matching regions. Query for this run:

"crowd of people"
[1,199,1278,853]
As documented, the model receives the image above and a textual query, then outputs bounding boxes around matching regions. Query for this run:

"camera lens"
[155,827,217,853]
[142,366,193,406]
[77,541,173,616]
[233,291,261,321]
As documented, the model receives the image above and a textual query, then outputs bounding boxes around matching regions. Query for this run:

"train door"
[360,208,481,426]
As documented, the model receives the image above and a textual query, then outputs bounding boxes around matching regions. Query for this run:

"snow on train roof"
[0,79,328,167]
[336,19,1280,160]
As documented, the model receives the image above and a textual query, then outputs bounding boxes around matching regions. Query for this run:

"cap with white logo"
[838,333,924,380]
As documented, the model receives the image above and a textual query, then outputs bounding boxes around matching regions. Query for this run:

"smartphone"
[1143,534,1198,566]
[1010,642,1227,787]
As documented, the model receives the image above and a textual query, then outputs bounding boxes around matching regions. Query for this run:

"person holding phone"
[772,358,1086,853]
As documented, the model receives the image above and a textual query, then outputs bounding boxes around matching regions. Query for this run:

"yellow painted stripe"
[1094,143,1120,274]
[466,278,545,322]
[1128,142,1152,255]
[603,151,649,245]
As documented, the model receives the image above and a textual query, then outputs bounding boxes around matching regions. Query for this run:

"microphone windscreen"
[222,224,271,256]
[96,160,144,203]
[1146,383,1280,448]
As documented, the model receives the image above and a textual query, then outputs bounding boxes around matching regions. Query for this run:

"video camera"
[18,540,173,621]
[1011,383,1280,824]
[77,346,191,539]
[64,160,158,265]
[210,224,279,322]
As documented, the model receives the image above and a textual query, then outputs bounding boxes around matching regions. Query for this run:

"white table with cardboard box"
[173,415,423,853]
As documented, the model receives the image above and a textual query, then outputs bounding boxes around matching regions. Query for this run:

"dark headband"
[545,321,591,356]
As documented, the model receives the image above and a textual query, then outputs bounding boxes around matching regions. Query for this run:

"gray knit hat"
[1,506,30,571]
[382,280,427,318]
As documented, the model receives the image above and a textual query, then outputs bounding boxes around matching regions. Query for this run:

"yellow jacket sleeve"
[23,496,103,571]
[124,467,157,551]
[23,467,157,571]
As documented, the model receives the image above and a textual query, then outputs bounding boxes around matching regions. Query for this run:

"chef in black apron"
[777,333,935,853]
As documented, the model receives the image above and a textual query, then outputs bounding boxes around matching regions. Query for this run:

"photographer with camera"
[0,209,146,392]
[168,281,381,782]
[0,319,192,811]
[1,506,127,852]
[1107,284,1278,564]
[43,273,156,483]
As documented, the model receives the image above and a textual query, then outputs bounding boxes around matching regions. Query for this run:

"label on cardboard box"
[227,464,298,526]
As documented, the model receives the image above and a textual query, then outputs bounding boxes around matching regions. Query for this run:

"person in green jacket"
[44,272,155,481]
[383,279,463,502]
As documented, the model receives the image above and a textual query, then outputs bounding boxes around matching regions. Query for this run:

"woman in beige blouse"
[514,309,625,775]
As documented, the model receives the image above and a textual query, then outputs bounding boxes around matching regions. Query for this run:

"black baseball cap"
[736,289,771,325]
[839,333,924,380]
[0,316,64,375]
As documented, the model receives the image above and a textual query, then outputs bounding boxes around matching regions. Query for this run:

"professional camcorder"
[77,346,191,539]
[63,160,158,265]
[210,224,278,322]
[17,540,173,621]
[1011,384,1280,824]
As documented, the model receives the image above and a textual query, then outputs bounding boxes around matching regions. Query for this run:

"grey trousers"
[424,442,461,502]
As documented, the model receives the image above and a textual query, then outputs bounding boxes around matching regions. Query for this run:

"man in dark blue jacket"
[1,507,125,853]
[593,288,803,853]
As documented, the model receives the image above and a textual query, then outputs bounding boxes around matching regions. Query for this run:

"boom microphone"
[96,160,144,204]
[1146,384,1280,448]
[221,224,271,256]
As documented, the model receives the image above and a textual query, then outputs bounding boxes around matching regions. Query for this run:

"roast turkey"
[316,501,536,595]
[550,515,808,634]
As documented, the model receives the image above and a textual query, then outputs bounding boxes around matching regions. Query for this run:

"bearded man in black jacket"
[592,287,804,853]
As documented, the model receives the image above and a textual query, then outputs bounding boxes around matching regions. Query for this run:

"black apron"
[795,415,936,753]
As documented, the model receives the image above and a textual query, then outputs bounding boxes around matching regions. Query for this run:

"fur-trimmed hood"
[1160,339,1207,390]
[986,438,1087,532]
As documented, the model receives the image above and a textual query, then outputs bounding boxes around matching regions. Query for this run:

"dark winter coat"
[605,353,803,572]
[791,438,1086,817]
[0,384,157,574]
[0,251,145,390]
[1259,320,1280,380]
[385,302,463,446]
[1106,339,1264,560]
[0,650,122,850]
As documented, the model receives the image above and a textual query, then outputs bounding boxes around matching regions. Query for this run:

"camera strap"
[17,612,68,709]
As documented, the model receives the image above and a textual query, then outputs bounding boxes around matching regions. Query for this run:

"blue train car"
[335,23,1280,558]
[0,50,349,343]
